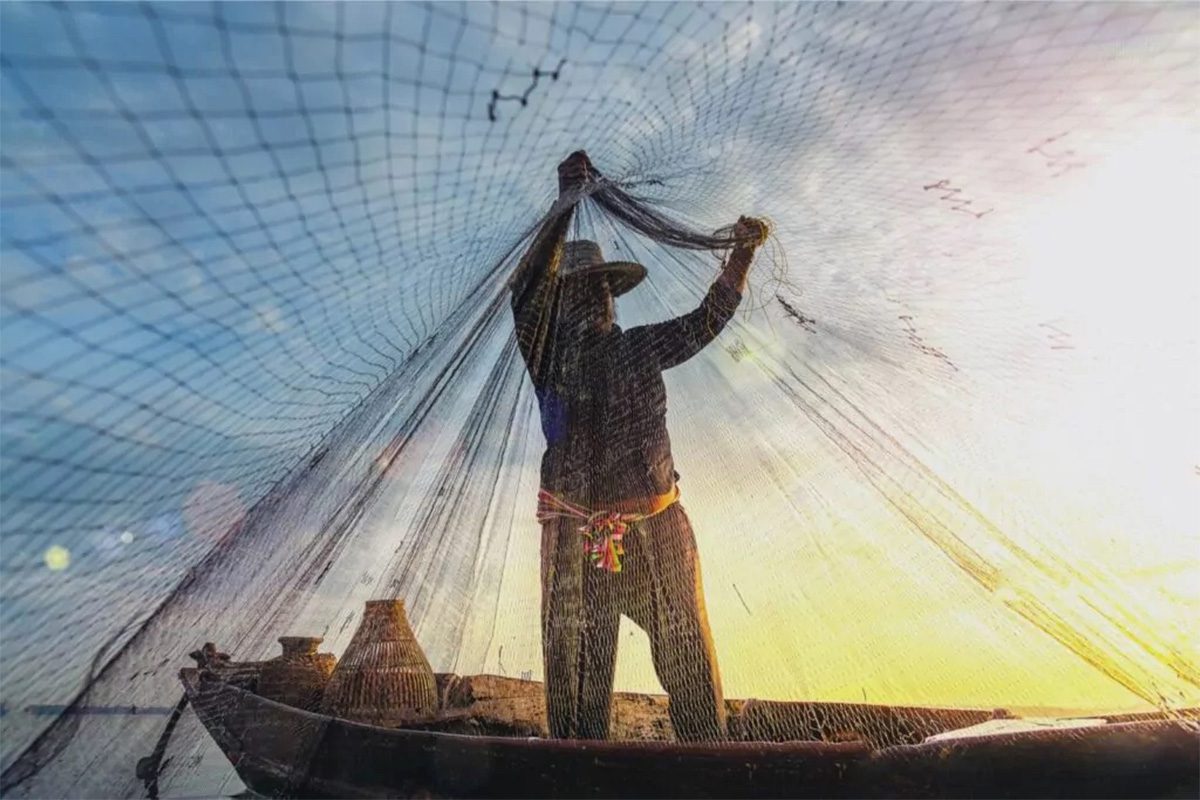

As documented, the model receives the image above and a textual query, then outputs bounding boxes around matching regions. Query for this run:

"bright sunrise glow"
[486,122,1200,713]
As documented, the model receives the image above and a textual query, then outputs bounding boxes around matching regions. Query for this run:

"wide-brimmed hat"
[560,240,646,297]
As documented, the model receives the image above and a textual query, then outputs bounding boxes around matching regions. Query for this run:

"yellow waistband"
[537,484,680,520]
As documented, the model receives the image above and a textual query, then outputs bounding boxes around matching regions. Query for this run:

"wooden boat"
[180,666,1199,799]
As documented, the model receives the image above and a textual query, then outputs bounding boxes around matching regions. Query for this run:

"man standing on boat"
[509,150,765,742]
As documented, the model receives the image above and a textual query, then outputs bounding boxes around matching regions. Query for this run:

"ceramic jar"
[258,636,337,712]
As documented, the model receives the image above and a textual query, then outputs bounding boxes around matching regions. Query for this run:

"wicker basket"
[321,600,438,726]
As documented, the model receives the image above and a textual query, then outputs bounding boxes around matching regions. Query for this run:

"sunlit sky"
[1,4,1198,780]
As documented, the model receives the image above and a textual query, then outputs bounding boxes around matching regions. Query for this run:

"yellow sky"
[480,120,1199,711]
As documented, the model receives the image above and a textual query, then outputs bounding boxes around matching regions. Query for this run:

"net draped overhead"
[1,2,1197,797]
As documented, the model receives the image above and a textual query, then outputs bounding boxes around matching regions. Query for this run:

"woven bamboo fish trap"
[321,600,439,727]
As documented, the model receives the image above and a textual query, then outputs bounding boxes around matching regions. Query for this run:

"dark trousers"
[540,503,726,741]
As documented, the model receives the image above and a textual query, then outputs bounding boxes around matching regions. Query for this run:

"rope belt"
[536,486,680,573]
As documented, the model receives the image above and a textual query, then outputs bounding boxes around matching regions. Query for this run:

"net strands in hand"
[1,2,1198,797]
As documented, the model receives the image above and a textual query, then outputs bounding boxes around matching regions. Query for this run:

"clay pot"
[321,600,439,726]
[258,636,337,712]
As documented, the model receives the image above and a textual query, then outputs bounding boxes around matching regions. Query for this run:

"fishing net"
[1,1,1197,797]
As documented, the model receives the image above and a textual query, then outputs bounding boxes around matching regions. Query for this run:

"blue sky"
[0,1,790,570]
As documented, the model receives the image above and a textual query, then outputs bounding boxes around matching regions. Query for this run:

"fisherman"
[510,150,766,741]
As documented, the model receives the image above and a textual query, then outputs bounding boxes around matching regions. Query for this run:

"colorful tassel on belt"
[536,487,679,573]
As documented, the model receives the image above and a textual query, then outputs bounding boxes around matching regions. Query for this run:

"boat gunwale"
[180,668,874,758]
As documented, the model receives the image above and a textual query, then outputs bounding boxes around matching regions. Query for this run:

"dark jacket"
[511,225,741,506]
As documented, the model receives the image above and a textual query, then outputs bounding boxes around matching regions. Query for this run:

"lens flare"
[43,545,70,572]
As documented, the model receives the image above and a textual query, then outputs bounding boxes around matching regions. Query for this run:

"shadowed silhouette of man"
[510,151,765,742]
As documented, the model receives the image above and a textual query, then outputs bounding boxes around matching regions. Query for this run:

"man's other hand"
[732,215,768,253]
[719,215,766,295]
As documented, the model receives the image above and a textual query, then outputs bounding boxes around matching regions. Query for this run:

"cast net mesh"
[1,1,1197,797]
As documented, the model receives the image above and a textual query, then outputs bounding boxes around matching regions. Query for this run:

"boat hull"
[181,669,1199,799]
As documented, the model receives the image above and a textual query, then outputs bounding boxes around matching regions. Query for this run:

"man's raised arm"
[509,151,594,385]
[627,216,766,371]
